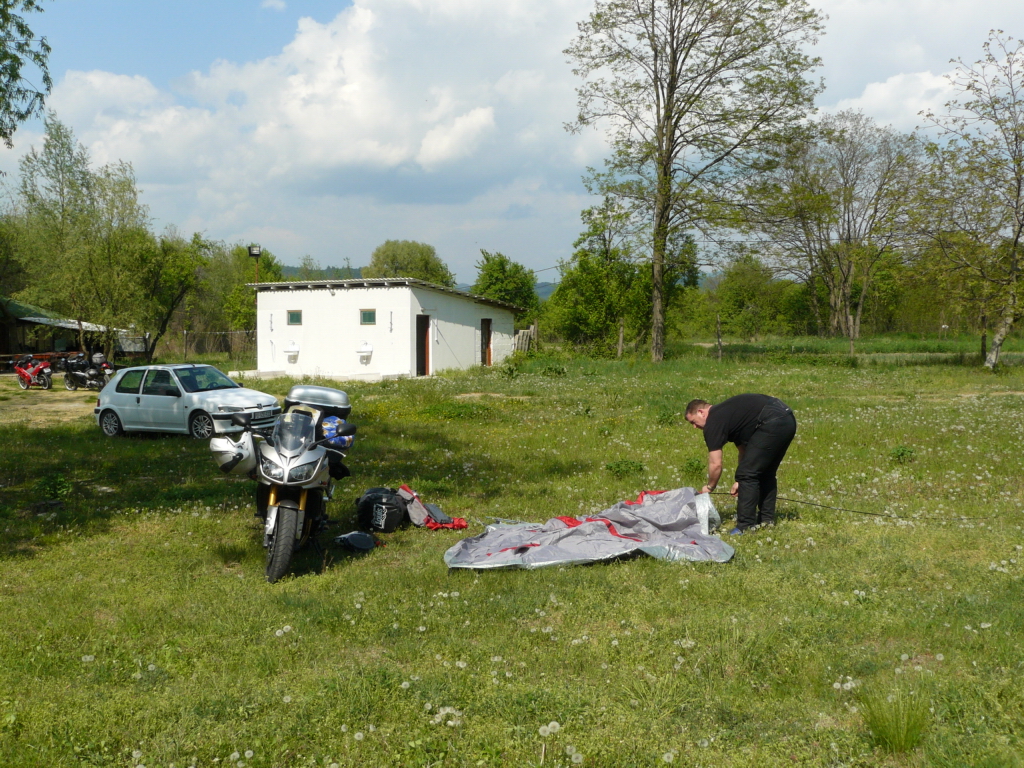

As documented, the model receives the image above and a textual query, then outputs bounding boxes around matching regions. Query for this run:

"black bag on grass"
[355,487,407,532]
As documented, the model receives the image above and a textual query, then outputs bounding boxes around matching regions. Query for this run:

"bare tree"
[920,31,1024,369]
[565,0,823,361]
[744,111,922,347]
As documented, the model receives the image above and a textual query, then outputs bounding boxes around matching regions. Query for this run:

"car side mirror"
[167,387,182,397]
[230,412,253,428]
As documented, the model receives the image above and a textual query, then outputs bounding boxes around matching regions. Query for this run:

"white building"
[254,278,520,381]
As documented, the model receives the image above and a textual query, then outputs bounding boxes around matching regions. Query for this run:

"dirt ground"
[0,374,99,428]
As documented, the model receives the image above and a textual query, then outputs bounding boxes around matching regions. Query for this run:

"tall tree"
[362,240,455,287]
[744,112,922,345]
[0,0,51,147]
[919,31,1024,368]
[471,250,539,317]
[565,0,823,361]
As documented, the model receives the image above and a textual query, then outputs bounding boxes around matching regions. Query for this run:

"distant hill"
[279,265,363,280]
[456,281,558,302]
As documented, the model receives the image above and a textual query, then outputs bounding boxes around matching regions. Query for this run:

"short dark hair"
[685,399,710,415]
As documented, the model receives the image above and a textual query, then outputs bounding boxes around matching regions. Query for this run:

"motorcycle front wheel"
[17,375,28,390]
[265,502,299,583]
[64,373,77,391]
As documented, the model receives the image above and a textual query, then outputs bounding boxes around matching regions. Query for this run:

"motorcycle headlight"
[288,460,320,483]
[260,457,284,480]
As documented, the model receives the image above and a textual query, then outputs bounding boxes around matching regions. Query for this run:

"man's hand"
[699,485,713,495]
[730,482,739,497]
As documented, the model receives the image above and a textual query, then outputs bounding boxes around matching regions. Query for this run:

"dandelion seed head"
[548,721,560,733]
[230,753,240,761]
[283,695,292,703]
[275,630,284,637]
[572,753,584,764]
[539,726,550,737]
[354,732,364,741]
[936,654,945,661]
[148,664,156,672]
[663,752,676,763]
[244,751,253,759]
[401,681,410,689]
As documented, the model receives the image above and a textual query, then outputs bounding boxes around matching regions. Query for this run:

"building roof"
[0,296,60,321]
[250,277,524,313]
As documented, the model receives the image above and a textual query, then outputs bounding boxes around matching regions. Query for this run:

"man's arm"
[731,445,745,496]
[700,449,723,494]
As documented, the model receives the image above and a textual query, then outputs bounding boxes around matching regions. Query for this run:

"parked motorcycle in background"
[13,356,53,390]
[210,385,356,583]
[62,352,114,391]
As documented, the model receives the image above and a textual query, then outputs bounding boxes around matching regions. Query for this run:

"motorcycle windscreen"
[272,412,316,453]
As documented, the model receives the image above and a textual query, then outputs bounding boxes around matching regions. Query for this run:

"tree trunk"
[980,312,987,360]
[617,317,624,359]
[984,286,1017,369]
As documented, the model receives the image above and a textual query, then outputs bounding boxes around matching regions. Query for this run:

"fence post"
[716,314,722,362]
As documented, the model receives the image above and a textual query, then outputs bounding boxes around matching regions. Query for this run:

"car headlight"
[219,405,244,412]
[288,460,320,483]
[260,457,284,480]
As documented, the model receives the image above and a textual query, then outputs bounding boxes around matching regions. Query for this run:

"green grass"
[1,355,1023,766]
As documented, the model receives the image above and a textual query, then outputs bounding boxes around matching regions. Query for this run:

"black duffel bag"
[355,487,407,532]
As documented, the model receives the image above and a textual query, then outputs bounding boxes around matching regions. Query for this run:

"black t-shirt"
[702,394,774,451]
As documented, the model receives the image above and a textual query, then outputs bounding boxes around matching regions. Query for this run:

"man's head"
[684,399,712,430]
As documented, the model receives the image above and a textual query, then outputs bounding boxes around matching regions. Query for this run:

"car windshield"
[174,366,239,393]
[272,412,315,453]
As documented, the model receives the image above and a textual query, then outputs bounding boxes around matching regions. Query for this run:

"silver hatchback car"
[95,364,281,439]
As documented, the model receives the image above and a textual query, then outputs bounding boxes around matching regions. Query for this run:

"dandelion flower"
[82,655,95,662]
[572,754,584,764]
[148,664,156,671]
[548,721,561,733]
[539,726,550,737]
[283,695,292,703]
[401,681,410,689]
[230,753,240,761]
[663,753,676,763]
[283,625,292,633]
[244,751,253,759]
[275,630,284,637]
[341,725,348,732]
[699,739,710,748]
[354,732,364,741]
[936,654,944,662]
[418,626,427,632]
[456,660,468,669]
[900,654,909,661]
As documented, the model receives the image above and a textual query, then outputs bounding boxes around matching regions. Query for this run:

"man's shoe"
[729,527,744,535]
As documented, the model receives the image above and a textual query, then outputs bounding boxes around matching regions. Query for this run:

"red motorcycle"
[13,355,53,390]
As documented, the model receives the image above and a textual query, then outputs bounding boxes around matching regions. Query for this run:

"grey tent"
[444,487,734,570]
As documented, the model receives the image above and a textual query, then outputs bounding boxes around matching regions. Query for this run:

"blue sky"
[4,0,1022,281]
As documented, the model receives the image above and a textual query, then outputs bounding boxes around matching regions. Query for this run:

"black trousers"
[734,399,796,529]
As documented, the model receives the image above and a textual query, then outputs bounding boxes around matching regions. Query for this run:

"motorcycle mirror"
[230,412,253,428]
[335,422,358,437]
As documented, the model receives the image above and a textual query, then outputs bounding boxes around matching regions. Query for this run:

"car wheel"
[100,410,124,437]
[189,410,215,440]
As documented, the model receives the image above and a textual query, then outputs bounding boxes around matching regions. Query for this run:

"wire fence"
[160,330,256,369]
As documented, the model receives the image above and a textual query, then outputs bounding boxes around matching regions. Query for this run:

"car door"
[138,369,185,431]
[109,369,146,429]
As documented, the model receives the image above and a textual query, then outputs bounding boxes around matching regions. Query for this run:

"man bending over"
[684,395,797,534]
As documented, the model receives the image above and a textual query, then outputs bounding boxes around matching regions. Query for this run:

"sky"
[0,0,1021,282]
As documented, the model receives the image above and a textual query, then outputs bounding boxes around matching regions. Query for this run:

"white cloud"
[417,107,496,169]
[828,71,956,133]
[261,0,287,10]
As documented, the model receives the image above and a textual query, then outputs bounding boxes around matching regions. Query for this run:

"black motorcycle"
[62,352,114,391]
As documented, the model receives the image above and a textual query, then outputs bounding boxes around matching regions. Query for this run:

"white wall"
[256,284,516,380]
[257,286,413,380]
[410,287,515,374]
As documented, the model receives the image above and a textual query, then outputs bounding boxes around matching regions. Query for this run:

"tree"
[919,31,1024,368]
[565,0,823,361]
[471,250,539,317]
[744,111,922,346]
[362,240,455,287]
[0,0,51,147]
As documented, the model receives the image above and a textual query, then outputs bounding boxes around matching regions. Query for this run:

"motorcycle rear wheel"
[64,373,77,391]
[40,374,52,390]
[17,375,28,390]
[265,502,299,583]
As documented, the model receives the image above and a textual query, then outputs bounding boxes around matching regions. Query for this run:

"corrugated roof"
[249,277,524,313]
[0,296,60,321]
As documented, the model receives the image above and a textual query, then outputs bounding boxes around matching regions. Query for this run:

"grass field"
[1,354,1023,767]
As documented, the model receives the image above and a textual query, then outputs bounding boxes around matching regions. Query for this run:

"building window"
[360,309,376,325]
[287,310,302,325]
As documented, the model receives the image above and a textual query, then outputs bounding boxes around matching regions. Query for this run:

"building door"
[416,315,430,376]
[480,318,492,366]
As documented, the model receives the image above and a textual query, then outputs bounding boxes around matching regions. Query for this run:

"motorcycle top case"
[356,487,407,533]
[283,384,351,420]
[91,353,107,365]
